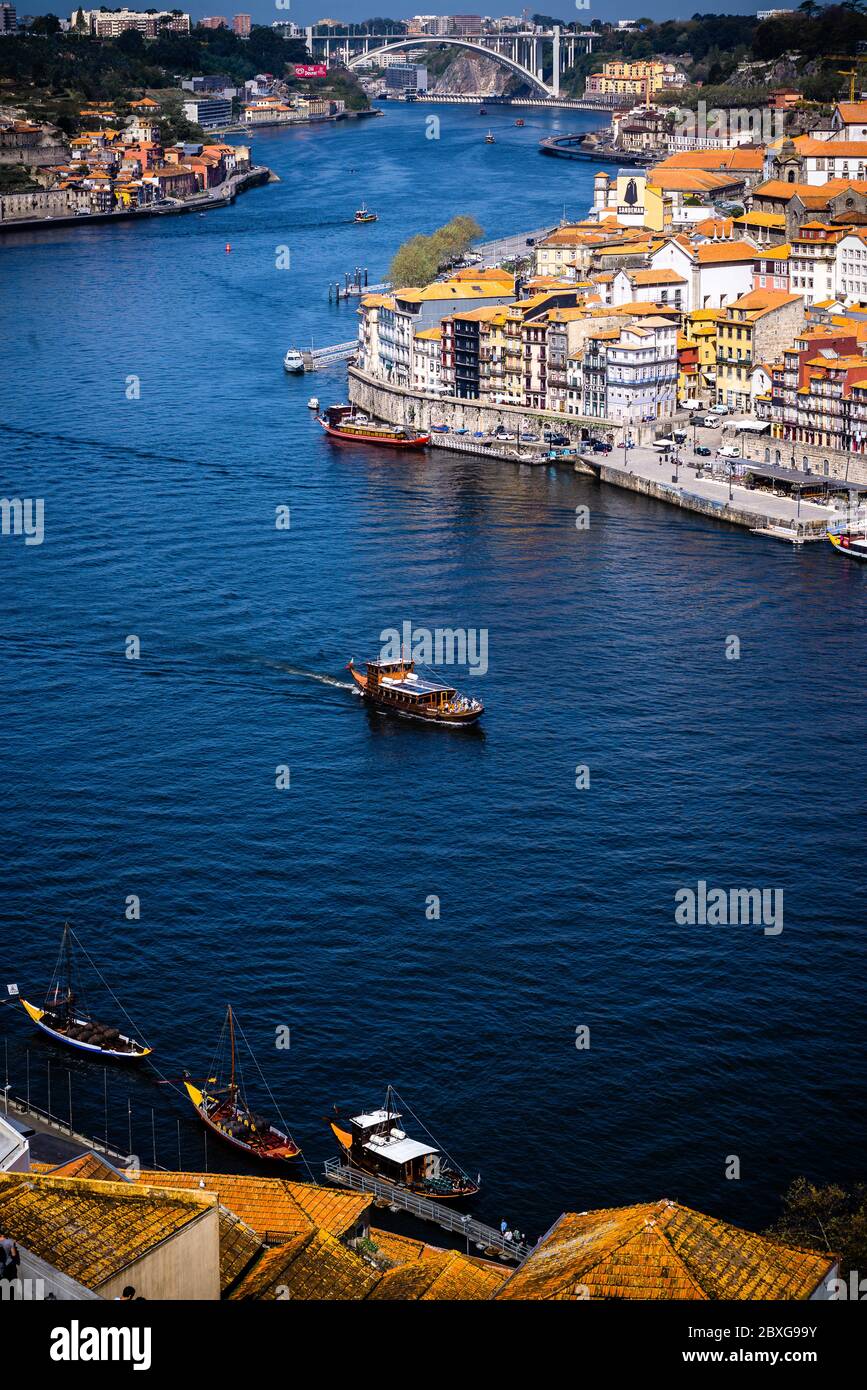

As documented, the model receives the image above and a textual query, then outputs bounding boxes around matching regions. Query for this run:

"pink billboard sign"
[294,64,328,79]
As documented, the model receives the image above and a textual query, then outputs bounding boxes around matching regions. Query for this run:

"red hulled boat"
[318,404,430,449]
[184,1005,301,1164]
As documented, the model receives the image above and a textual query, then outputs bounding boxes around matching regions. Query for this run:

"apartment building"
[715,289,806,411]
[410,326,444,396]
[753,244,790,293]
[585,60,686,101]
[835,231,867,304]
[71,8,190,36]
[566,317,677,424]
[789,222,846,306]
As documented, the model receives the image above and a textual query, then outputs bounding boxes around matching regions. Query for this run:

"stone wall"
[348,365,625,441]
[737,434,867,487]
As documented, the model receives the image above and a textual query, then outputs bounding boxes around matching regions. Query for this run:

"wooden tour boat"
[828,528,867,560]
[318,404,430,449]
[20,923,151,1060]
[354,205,377,223]
[327,1086,480,1200]
[183,1005,301,1164]
[347,653,484,725]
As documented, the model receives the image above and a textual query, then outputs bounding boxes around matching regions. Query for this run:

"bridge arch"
[344,37,552,99]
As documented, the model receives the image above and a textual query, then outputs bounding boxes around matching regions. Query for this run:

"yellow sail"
[330,1122,354,1151]
[184,1079,204,1109]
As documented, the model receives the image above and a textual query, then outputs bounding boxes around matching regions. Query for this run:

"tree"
[765,1178,867,1277]
[389,216,483,288]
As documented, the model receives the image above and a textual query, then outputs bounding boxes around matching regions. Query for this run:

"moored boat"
[183,1005,301,1164]
[515,117,524,126]
[318,404,430,449]
[20,923,151,1060]
[327,1086,480,1200]
[828,524,867,560]
[347,652,483,725]
[283,348,305,373]
[307,396,320,410]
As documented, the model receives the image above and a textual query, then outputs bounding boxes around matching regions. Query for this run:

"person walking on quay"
[0,1233,21,1298]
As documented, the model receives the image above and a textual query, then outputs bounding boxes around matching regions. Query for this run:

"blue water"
[1,104,865,1240]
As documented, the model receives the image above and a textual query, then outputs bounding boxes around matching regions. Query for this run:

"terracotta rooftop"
[230,1228,380,1300]
[495,1199,836,1301]
[129,1170,371,1241]
[0,1171,213,1290]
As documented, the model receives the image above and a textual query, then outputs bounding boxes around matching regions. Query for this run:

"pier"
[302,341,358,370]
[323,1158,532,1263]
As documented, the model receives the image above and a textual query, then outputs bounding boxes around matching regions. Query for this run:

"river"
[1,102,865,1240]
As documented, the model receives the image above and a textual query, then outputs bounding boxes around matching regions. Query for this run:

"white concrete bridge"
[305,26,596,100]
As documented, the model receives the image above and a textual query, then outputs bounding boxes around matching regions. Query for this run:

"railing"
[323,1157,532,1263]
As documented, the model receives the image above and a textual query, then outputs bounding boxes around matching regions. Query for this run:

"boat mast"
[60,922,74,1018]
[228,1003,236,1097]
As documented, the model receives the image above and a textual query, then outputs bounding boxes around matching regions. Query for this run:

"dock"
[323,1157,532,1264]
[301,341,358,371]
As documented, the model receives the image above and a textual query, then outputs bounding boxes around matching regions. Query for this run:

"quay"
[304,341,358,370]
[346,366,852,541]
[2,1087,134,1169]
[0,165,272,236]
[539,132,649,167]
[323,1157,532,1263]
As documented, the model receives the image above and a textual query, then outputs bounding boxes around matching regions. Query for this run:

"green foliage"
[0,26,309,104]
[766,1178,867,1277]
[389,215,483,288]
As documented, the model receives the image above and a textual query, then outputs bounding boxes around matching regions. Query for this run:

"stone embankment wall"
[348,365,617,441]
[737,436,867,488]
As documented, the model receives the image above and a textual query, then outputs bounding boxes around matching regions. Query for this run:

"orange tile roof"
[129,1170,370,1241]
[0,1172,212,1290]
[653,149,763,172]
[648,169,741,193]
[230,1228,380,1300]
[46,1152,131,1182]
[695,217,734,238]
[794,137,867,157]
[696,242,759,264]
[628,267,686,284]
[835,102,867,123]
[370,1249,508,1301]
[495,1200,835,1301]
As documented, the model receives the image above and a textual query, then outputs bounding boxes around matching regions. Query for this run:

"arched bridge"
[305,26,597,101]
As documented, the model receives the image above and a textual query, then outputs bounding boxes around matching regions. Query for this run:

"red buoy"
[225,242,231,253]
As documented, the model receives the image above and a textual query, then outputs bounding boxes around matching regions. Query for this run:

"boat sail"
[20,923,151,1060]
[327,1085,480,1200]
[183,1005,301,1164]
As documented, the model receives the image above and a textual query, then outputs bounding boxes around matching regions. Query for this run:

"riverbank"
[347,365,841,540]
[0,164,272,235]
[218,106,383,136]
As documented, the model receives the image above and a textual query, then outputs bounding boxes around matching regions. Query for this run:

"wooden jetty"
[323,1157,533,1264]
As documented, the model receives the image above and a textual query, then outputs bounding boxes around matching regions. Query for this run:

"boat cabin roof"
[363,1135,438,1164]
[380,675,456,698]
[351,1108,401,1129]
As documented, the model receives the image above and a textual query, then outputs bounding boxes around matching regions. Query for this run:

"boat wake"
[270,662,355,692]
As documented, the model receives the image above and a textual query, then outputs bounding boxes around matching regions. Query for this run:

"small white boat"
[307,396,319,410]
[283,348,305,374]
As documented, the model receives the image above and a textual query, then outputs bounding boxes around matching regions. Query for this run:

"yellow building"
[586,60,685,100]
[679,308,726,405]
[715,289,805,410]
